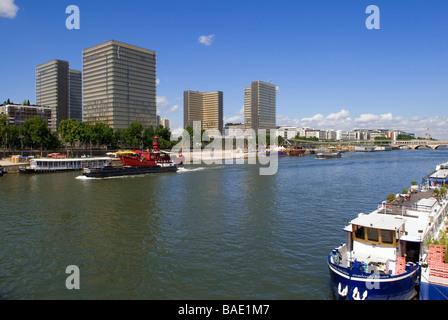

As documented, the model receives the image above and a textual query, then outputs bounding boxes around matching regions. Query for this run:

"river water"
[1,149,447,300]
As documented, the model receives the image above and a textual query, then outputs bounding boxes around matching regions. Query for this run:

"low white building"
[277,126,298,139]
[306,130,326,140]
[325,129,337,141]
[336,130,357,141]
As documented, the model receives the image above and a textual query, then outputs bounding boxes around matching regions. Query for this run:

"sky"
[0,0,447,138]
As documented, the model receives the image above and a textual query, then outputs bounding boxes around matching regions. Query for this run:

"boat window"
[354,225,365,240]
[381,230,394,244]
[367,228,379,242]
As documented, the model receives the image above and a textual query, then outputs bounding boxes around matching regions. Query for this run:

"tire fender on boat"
[338,283,348,297]
[352,287,368,300]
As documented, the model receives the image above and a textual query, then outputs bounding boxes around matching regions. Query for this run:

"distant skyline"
[0,0,447,138]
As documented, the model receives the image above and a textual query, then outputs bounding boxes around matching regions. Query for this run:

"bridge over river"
[391,140,448,149]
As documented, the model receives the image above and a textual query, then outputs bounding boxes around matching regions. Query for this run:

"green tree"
[155,125,171,141]
[59,118,80,156]
[21,116,52,156]
[397,134,415,140]
[155,125,174,149]
[78,122,94,155]
[0,114,9,157]
[185,125,194,138]
[124,121,144,148]
[93,122,113,149]
[143,126,155,149]
[112,128,124,149]
[46,132,62,150]
[6,125,20,149]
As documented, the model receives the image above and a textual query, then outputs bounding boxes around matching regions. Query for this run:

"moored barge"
[328,161,448,300]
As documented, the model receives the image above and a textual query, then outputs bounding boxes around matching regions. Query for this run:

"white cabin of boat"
[28,157,112,171]
[334,188,447,276]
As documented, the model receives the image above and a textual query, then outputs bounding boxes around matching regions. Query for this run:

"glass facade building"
[68,69,83,122]
[244,81,276,132]
[36,60,69,131]
[183,90,223,134]
[82,40,157,130]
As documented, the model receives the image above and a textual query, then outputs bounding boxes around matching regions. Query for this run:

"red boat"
[286,147,306,156]
[82,136,182,178]
[118,136,183,167]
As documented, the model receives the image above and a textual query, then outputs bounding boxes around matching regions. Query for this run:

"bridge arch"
[413,145,432,150]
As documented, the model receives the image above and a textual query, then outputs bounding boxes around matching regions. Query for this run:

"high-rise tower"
[83,40,157,130]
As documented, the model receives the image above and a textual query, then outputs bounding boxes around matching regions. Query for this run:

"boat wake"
[75,175,94,180]
[75,174,146,180]
[177,166,206,173]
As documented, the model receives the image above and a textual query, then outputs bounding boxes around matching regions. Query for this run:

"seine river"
[1,149,447,300]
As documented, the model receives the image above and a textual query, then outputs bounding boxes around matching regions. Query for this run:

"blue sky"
[1,0,447,138]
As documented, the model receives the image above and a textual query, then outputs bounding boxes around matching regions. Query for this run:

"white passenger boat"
[19,157,112,173]
[328,162,448,300]
[354,146,375,152]
[374,146,392,151]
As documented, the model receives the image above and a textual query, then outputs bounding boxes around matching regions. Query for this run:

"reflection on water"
[1,149,447,299]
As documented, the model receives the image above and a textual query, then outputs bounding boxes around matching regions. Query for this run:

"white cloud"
[354,113,379,123]
[0,0,18,18]
[168,105,180,114]
[157,96,181,116]
[171,127,186,138]
[302,113,324,122]
[326,109,349,121]
[224,115,243,123]
[224,106,244,124]
[156,96,170,109]
[198,34,215,46]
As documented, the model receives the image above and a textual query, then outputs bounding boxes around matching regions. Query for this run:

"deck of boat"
[381,189,437,217]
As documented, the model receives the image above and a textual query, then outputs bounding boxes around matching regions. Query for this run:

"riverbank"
[0,159,25,173]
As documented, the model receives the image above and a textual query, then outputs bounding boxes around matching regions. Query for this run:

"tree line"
[0,115,176,156]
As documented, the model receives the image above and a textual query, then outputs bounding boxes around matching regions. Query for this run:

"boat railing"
[378,202,435,217]
[30,158,111,170]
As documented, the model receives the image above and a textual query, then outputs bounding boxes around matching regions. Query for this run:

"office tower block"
[244,81,276,132]
[83,40,157,130]
[184,90,223,134]
[36,60,69,131]
[69,69,82,122]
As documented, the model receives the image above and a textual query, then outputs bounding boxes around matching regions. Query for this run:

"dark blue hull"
[328,256,419,300]
[419,280,448,300]
[83,165,177,178]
